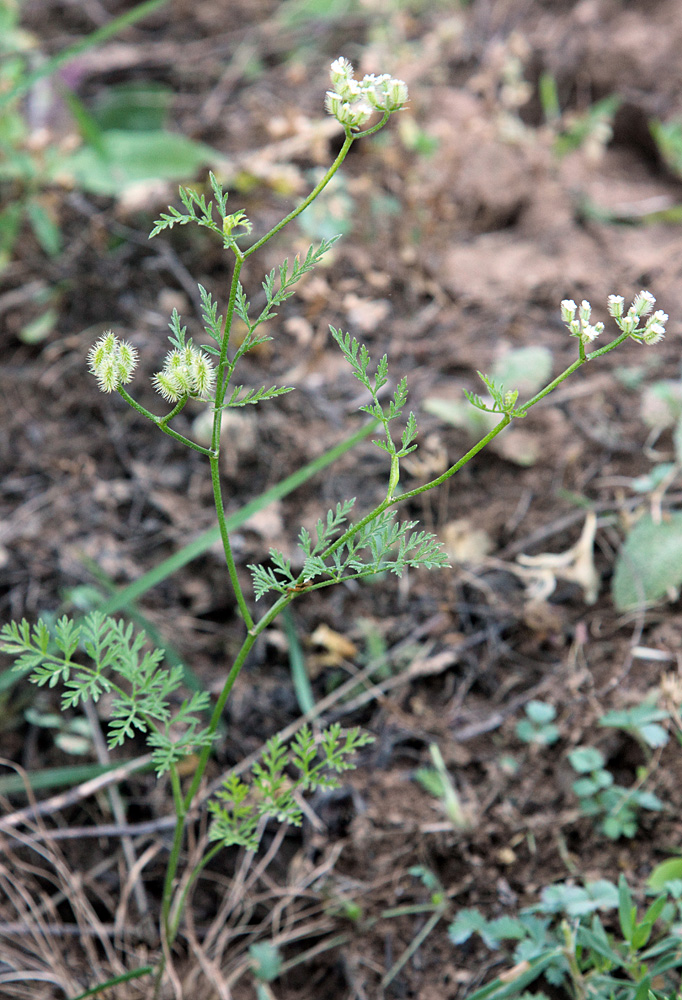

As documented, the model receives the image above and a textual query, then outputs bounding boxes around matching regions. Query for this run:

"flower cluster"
[561,291,667,347]
[607,291,668,345]
[152,344,216,402]
[560,299,604,345]
[325,56,408,129]
[88,332,138,393]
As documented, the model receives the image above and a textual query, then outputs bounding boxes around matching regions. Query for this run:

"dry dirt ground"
[3,1,682,998]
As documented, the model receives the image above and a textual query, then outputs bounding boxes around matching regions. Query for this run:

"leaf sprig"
[248,501,448,600]
[234,237,340,338]
[330,327,419,467]
[0,613,212,775]
[208,724,373,851]
[464,371,524,417]
[150,172,252,251]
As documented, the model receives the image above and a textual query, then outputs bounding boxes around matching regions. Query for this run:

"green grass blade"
[282,607,315,714]
[0,758,151,797]
[0,0,169,109]
[69,966,154,1000]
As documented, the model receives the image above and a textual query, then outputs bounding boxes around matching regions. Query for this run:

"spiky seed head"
[87,332,138,393]
[152,345,215,402]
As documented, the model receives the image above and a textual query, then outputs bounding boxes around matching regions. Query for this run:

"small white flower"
[581,322,604,343]
[607,295,624,319]
[330,57,354,88]
[641,310,668,345]
[619,312,639,335]
[560,299,577,324]
[88,332,138,393]
[631,290,656,317]
[325,91,371,127]
[384,77,409,111]
[361,73,408,112]
[326,58,408,125]
[642,323,666,345]
[579,299,592,324]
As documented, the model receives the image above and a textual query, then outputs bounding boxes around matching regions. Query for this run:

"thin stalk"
[209,453,253,629]
[168,841,224,942]
[317,414,512,566]
[70,965,155,1000]
[380,908,443,989]
[158,590,295,962]
[212,254,244,421]
[116,388,213,456]
[243,132,355,259]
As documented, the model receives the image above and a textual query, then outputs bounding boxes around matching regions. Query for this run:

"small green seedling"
[452,875,679,1000]
[599,700,670,751]
[569,746,664,839]
[414,743,469,828]
[516,700,560,746]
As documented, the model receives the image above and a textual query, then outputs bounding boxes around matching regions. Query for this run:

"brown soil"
[2,1,682,998]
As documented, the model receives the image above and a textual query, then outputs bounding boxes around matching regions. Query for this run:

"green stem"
[243,132,355,259]
[311,330,634,575]
[158,590,294,959]
[212,254,244,421]
[146,114,416,987]
[116,388,213,456]
[380,908,443,989]
[209,452,254,629]
[168,842,224,942]
[318,414,512,566]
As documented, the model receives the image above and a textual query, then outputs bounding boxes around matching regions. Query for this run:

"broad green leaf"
[647,857,682,892]
[25,199,62,256]
[569,746,604,773]
[525,701,556,724]
[57,130,221,196]
[612,512,682,610]
[618,874,634,941]
[92,82,173,131]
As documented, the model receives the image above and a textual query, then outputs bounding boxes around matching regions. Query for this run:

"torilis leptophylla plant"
[0,55,669,998]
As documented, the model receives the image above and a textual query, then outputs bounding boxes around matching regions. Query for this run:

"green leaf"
[225,384,295,407]
[24,199,62,256]
[647,857,682,892]
[612,512,682,610]
[534,880,618,917]
[250,941,282,983]
[618,874,634,942]
[91,82,172,131]
[569,746,605,773]
[448,908,489,945]
[57,130,221,196]
[525,701,556,725]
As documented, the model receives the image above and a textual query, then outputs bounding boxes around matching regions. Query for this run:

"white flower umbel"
[152,344,216,402]
[615,291,667,346]
[362,73,409,113]
[325,56,408,129]
[564,291,668,350]
[88,332,138,393]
